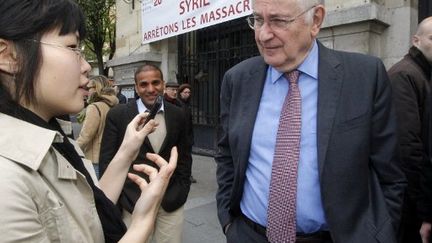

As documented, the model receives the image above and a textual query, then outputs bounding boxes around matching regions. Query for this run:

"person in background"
[100,64,192,243]
[389,16,432,243]
[164,81,196,183]
[77,75,119,178]
[177,83,196,183]
[163,81,181,106]
[0,0,177,242]
[215,0,406,242]
[76,77,97,124]
[387,16,432,243]
[114,84,128,104]
[178,84,192,105]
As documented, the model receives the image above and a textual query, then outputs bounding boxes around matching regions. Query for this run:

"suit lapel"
[127,100,139,120]
[316,42,343,174]
[159,102,172,153]
[238,58,268,172]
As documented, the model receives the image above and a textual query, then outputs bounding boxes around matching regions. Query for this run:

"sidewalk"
[182,154,224,243]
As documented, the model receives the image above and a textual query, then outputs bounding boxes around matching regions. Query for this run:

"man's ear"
[0,39,18,75]
[412,35,420,48]
[311,5,325,38]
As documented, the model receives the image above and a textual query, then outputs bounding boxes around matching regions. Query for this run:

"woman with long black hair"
[0,0,176,242]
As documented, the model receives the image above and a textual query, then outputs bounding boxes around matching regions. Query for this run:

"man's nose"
[258,22,275,41]
[147,85,156,93]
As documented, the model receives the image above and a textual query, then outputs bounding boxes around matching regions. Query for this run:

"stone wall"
[318,0,418,67]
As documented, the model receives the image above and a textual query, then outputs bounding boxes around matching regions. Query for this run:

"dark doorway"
[178,17,259,153]
[419,0,432,22]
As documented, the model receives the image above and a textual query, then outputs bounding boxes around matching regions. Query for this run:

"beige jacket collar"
[0,114,73,174]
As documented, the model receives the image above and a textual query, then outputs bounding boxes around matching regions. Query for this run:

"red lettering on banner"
[182,17,196,30]
[154,0,162,6]
[200,0,250,24]
[143,22,179,42]
[179,0,210,15]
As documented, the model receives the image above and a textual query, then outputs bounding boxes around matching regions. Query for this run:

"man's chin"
[141,97,156,106]
[263,57,284,69]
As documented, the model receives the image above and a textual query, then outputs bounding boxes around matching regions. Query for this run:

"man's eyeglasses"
[27,39,84,58]
[246,5,316,31]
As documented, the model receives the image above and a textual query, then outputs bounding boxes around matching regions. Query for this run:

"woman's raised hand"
[120,113,158,161]
[121,147,177,241]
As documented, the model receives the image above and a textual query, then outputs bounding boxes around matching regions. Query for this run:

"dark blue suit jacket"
[215,42,407,243]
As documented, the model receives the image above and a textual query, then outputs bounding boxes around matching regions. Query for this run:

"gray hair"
[300,0,325,8]
[301,0,325,24]
[250,0,325,24]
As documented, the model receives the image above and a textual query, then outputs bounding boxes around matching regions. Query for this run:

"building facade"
[108,0,430,153]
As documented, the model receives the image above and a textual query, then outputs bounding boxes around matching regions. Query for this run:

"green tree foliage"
[77,0,116,75]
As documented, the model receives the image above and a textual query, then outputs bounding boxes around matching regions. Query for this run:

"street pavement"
[182,154,224,243]
[72,121,225,242]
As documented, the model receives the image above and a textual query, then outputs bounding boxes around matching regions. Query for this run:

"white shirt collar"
[136,97,165,113]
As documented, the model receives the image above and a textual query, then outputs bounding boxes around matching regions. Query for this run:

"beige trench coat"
[0,113,104,242]
[77,95,119,163]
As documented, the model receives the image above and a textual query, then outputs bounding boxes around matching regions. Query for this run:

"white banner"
[141,0,252,44]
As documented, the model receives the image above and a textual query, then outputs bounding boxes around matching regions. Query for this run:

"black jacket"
[99,100,192,212]
[388,46,432,221]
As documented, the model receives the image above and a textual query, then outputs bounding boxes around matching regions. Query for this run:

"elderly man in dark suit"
[100,64,192,243]
[215,0,406,243]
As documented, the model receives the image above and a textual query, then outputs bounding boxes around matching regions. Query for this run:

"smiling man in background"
[99,64,192,243]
